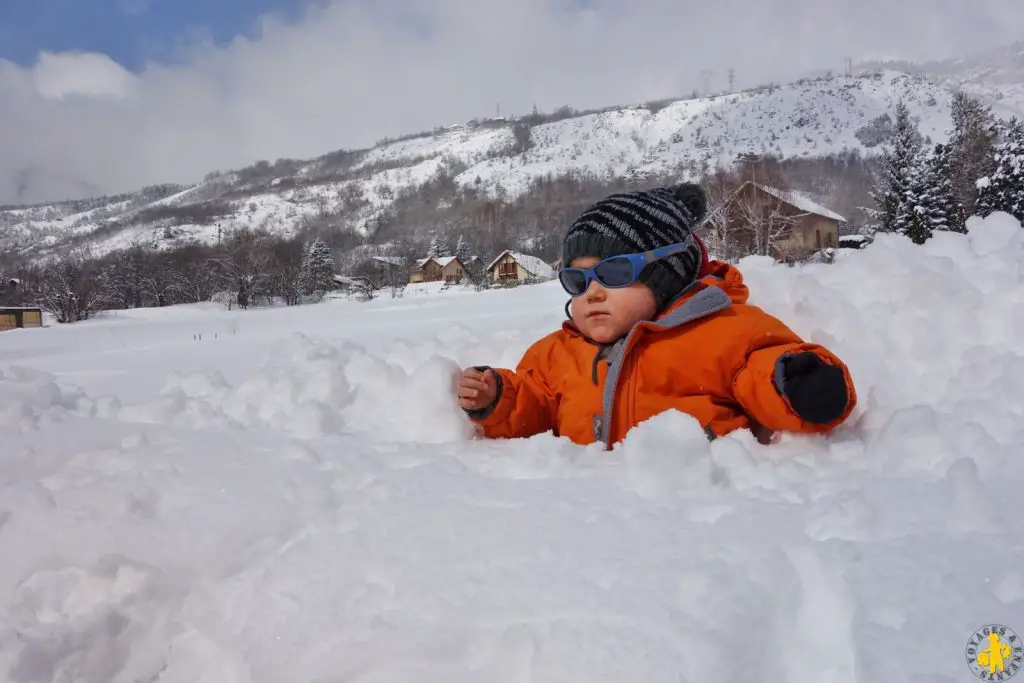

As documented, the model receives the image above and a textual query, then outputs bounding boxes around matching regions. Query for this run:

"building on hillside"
[408,258,442,283]
[371,255,404,272]
[435,256,467,284]
[714,181,846,261]
[408,256,467,284]
[485,250,557,284]
[332,274,373,293]
[0,306,43,331]
[354,255,407,288]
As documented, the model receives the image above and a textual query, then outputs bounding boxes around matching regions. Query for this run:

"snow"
[1,212,1023,682]
[2,70,985,258]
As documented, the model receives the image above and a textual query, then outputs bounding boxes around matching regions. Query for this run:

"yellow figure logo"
[967,625,1022,680]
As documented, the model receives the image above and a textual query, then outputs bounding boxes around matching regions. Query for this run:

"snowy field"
[1,215,1024,682]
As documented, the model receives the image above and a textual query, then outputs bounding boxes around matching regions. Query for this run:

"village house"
[408,258,441,283]
[485,250,556,284]
[356,255,407,288]
[408,256,467,284]
[715,181,847,261]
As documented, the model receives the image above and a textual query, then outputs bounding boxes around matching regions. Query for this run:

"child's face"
[567,256,657,343]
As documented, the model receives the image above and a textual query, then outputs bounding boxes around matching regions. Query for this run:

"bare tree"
[351,278,377,302]
[212,229,273,309]
[265,238,303,305]
[168,248,217,304]
[731,192,802,259]
[699,171,746,262]
[37,253,112,323]
[98,248,149,308]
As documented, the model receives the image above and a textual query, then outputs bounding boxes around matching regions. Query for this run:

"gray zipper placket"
[593,286,734,447]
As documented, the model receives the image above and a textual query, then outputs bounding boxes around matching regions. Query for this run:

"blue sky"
[0,0,317,69]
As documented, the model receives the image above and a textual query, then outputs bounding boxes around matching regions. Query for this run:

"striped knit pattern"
[561,184,707,310]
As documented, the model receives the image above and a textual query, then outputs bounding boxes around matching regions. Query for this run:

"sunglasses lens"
[593,256,635,287]
[559,269,587,295]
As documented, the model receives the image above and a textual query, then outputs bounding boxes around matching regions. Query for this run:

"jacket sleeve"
[730,309,856,434]
[465,334,561,439]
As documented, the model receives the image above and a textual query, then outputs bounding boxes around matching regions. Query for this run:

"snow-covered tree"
[905,143,964,243]
[977,118,1024,222]
[455,234,472,264]
[948,92,998,221]
[868,100,923,236]
[299,238,335,295]
[426,233,441,259]
[425,232,452,259]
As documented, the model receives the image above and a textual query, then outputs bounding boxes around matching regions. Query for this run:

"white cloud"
[32,51,138,99]
[0,0,1021,204]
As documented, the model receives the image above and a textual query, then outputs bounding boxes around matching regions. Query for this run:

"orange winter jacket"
[470,261,856,447]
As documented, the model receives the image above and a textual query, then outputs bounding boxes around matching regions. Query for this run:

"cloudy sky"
[0,0,1020,205]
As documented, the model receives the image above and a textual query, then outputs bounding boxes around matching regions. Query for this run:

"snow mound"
[0,366,99,430]
[0,212,1022,682]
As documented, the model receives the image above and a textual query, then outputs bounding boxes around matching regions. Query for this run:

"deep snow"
[1,214,1023,682]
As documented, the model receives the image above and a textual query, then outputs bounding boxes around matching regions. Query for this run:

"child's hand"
[457,367,498,412]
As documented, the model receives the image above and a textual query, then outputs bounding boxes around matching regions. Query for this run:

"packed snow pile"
[0,213,1022,682]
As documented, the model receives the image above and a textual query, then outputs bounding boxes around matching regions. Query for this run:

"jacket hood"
[660,259,749,316]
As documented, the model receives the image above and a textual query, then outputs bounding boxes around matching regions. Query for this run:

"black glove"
[776,352,848,424]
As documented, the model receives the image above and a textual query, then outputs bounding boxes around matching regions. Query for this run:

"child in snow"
[456,183,856,448]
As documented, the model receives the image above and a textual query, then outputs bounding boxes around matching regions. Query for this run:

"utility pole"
[728,68,735,93]
[844,57,852,77]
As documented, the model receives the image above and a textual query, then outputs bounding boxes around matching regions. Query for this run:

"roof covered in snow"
[413,255,463,269]
[485,250,556,279]
[332,274,370,286]
[753,183,847,223]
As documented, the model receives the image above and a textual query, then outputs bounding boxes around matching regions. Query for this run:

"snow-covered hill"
[2,69,1019,260]
[859,40,1024,115]
[1,211,1022,681]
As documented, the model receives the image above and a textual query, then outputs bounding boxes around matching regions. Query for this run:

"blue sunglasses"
[558,240,693,297]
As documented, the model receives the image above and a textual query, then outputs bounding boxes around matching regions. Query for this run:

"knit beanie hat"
[561,183,709,311]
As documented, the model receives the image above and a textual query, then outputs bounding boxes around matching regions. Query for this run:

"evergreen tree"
[435,236,453,258]
[299,238,335,295]
[455,234,472,263]
[918,143,965,236]
[426,233,441,258]
[977,117,1024,223]
[869,100,923,235]
[902,159,932,245]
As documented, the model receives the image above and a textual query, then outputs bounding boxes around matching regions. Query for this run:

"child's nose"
[584,279,607,300]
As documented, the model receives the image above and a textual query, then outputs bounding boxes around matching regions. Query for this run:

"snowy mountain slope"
[1,211,1022,681]
[1,69,1018,261]
[859,40,1024,115]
